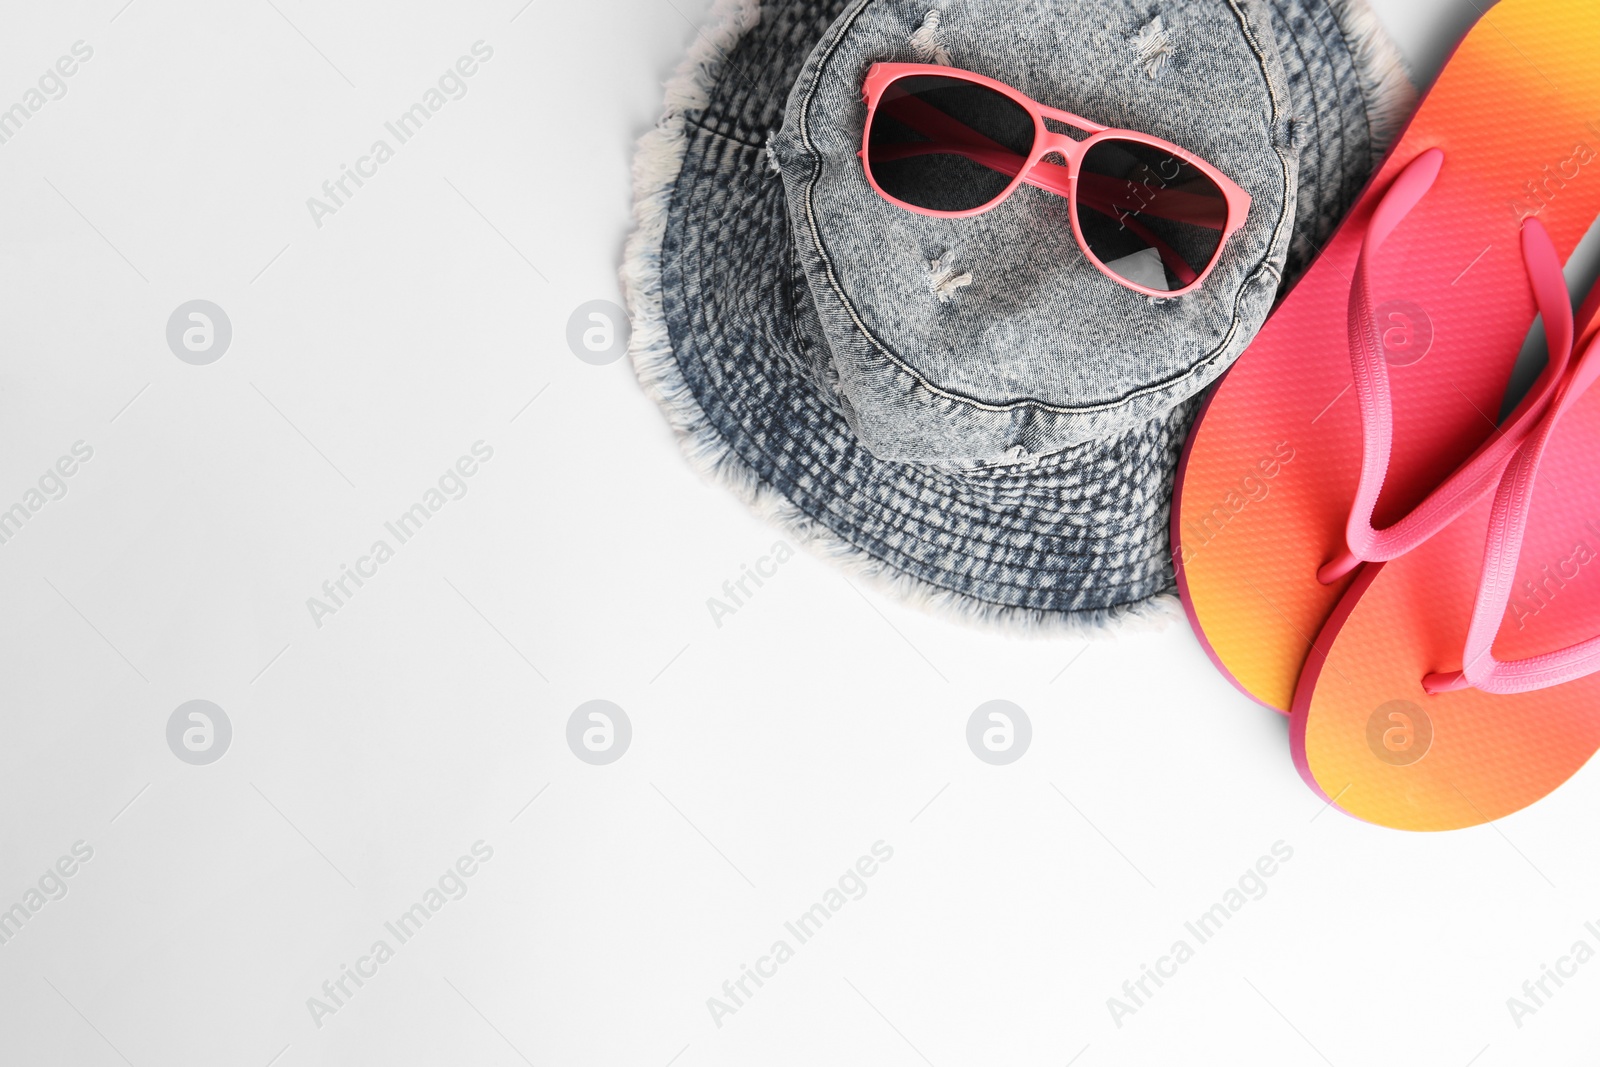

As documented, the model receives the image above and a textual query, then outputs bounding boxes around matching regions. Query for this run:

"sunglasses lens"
[867,75,1035,213]
[1075,138,1230,292]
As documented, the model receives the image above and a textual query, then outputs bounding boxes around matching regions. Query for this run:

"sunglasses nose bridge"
[1036,130,1084,164]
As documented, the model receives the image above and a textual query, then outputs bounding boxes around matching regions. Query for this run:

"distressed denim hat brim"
[625,0,1413,632]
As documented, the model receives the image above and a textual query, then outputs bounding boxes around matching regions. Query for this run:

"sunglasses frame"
[859,63,1254,298]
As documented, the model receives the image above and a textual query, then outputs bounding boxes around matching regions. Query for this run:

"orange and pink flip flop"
[1173,0,1600,828]
[1293,301,1600,830]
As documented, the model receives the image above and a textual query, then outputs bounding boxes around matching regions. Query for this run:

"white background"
[1,0,1597,1064]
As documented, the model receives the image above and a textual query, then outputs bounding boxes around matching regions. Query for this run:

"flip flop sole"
[1291,363,1600,831]
[1173,0,1600,713]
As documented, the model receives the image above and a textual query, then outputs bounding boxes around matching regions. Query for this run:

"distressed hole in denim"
[1131,16,1173,79]
[926,253,973,302]
[1004,444,1042,469]
[908,9,953,66]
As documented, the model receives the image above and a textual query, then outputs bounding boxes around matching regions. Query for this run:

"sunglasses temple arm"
[1058,169,1227,230]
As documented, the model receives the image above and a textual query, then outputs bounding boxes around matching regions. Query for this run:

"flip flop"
[1172,0,1600,713]
[1292,292,1600,831]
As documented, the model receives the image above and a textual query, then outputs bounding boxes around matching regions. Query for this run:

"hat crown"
[771,0,1295,465]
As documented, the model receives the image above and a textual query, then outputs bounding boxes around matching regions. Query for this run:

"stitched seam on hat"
[1211,0,1298,349]
[695,314,1173,556]
[794,1,1295,418]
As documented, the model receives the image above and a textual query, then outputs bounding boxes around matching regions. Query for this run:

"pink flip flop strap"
[1425,324,1600,696]
[1317,149,1576,584]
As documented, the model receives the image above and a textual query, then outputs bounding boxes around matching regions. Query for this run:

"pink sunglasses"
[860,63,1253,297]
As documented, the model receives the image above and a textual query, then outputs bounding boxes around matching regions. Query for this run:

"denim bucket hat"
[625,0,1412,631]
